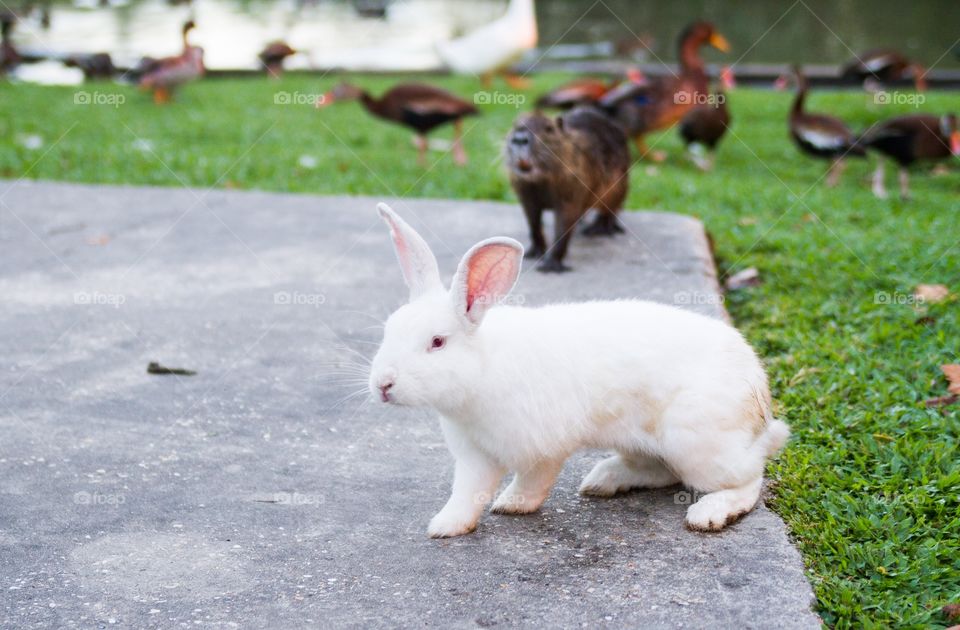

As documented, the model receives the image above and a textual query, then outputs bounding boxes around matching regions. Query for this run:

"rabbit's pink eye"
[430,335,446,351]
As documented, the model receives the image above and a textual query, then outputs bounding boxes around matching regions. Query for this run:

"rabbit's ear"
[377,203,442,300]
[451,237,523,326]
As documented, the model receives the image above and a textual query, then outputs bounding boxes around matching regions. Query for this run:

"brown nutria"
[505,107,630,272]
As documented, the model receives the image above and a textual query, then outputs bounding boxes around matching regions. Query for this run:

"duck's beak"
[951,130,960,156]
[709,32,731,53]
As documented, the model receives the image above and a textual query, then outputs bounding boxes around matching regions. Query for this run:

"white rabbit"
[369,203,789,538]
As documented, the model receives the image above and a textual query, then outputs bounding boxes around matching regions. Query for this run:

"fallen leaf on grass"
[924,394,959,408]
[942,364,960,394]
[872,433,894,442]
[737,216,757,226]
[914,284,950,304]
[725,267,761,290]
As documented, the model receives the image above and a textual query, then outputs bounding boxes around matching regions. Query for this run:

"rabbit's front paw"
[685,499,736,532]
[684,479,762,532]
[427,509,478,538]
[490,491,543,514]
[684,494,745,532]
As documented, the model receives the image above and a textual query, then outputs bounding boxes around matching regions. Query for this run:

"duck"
[598,21,729,160]
[317,82,479,166]
[64,53,116,80]
[138,21,204,104]
[785,65,865,186]
[536,77,616,110]
[1,14,20,74]
[435,0,537,88]
[535,69,645,110]
[856,113,959,199]
[841,49,927,92]
[678,66,734,171]
[258,41,297,78]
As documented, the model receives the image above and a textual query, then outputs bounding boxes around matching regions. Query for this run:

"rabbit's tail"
[758,418,790,457]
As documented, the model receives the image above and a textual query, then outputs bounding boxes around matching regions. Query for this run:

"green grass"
[2,74,959,628]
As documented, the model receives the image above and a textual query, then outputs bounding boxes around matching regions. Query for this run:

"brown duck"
[259,41,297,78]
[841,49,927,91]
[678,66,734,171]
[598,21,729,160]
[1,14,20,73]
[857,113,959,198]
[137,21,204,104]
[786,66,866,187]
[535,70,645,110]
[318,82,479,166]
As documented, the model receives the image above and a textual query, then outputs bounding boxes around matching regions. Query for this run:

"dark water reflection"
[543,0,960,68]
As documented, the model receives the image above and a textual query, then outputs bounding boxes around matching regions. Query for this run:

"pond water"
[7,0,960,73]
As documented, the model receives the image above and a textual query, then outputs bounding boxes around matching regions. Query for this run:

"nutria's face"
[505,113,566,181]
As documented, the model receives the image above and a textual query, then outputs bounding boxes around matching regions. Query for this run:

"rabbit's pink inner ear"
[465,244,520,321]
[378,203,440,299]
[388,227,414,282]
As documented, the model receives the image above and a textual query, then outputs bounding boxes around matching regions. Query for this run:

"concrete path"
[0,181,818,628]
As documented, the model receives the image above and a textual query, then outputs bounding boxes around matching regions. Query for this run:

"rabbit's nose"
[378,380,394,403]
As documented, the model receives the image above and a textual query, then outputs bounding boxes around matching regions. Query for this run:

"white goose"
[436,0,537,86]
